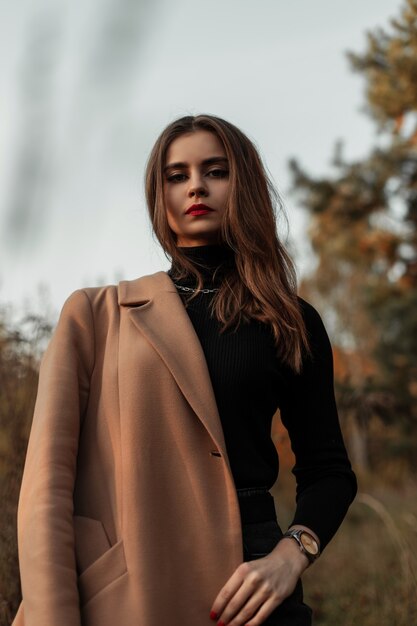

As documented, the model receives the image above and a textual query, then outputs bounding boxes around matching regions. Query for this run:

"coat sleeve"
[16,289,95,626]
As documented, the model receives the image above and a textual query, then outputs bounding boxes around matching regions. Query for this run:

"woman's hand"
[209,529,312,626]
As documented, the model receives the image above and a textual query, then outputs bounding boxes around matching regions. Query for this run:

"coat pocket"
[73,515,112,573]
[74,515,128,607]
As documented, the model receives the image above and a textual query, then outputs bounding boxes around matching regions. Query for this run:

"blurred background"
[1,0,417,624]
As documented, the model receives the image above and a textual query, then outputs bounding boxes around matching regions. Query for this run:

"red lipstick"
[185,203,214,216]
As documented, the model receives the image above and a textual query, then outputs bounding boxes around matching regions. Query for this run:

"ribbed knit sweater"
[167,243,357,550]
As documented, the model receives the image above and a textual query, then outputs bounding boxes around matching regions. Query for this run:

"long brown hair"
[144,114,312,373]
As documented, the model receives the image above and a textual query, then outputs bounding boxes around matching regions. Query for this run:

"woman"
[12,114,357,626]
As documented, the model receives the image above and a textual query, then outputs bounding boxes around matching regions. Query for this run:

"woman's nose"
[188,176,208,198]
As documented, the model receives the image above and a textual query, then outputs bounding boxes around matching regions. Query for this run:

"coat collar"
[117,271,229,459]
[118,270,178,305]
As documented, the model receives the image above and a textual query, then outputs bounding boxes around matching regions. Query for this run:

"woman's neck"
[168,242,236,284]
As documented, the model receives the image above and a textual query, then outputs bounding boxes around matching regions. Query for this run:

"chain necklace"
[167,271,220,293]
[172,283,219,294]
[167,271,219,293]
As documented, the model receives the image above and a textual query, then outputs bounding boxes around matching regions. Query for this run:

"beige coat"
[12,270,244,626]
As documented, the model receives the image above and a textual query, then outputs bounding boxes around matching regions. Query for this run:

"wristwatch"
[282,529,320,565]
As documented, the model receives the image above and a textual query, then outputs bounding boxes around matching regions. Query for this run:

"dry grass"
[273,473,417,626]
[0,308,51,625]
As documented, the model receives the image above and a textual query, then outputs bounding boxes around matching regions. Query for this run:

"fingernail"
[209,611,217,620]
[217,621,225,626]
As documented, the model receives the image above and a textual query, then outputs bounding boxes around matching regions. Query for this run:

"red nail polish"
[209,611,217,620]
[217,621,225,626]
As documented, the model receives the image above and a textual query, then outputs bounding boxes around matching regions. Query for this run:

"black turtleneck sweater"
[167,243,357,551]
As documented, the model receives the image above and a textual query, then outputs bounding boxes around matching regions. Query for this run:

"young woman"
[12,114,357,626]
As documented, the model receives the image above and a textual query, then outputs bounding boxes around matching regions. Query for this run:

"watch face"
[300,532,319,555]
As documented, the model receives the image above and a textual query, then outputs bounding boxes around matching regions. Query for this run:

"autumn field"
[272,468,417,626]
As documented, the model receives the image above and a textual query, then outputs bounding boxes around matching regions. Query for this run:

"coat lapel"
[118,271,229,459]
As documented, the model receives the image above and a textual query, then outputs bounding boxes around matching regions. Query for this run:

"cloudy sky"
[0,0,402,321]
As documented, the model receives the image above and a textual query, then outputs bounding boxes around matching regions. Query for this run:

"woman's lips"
[185,204,214,216]
[187,209,213,216]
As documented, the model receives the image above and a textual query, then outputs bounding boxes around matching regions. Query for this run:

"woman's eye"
[167,173,187,183]
[208,169,229,178]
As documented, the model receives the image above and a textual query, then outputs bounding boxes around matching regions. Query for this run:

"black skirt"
[237,487,313,626]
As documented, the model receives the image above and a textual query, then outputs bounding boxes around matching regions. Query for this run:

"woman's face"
[163,130,230,246]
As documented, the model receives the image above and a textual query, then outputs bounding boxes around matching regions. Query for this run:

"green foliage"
[347,0,417,129]
[289,0,417,469]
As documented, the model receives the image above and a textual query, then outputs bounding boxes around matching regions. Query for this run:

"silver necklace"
[166,270,220,293]
[173,283,219,294]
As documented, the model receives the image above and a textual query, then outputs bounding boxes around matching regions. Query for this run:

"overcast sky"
[0,0,402,322]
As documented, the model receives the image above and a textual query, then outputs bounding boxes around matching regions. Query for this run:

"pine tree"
[289,0,417,471]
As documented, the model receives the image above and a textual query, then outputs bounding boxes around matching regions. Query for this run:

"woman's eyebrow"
[164,156,229,172]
